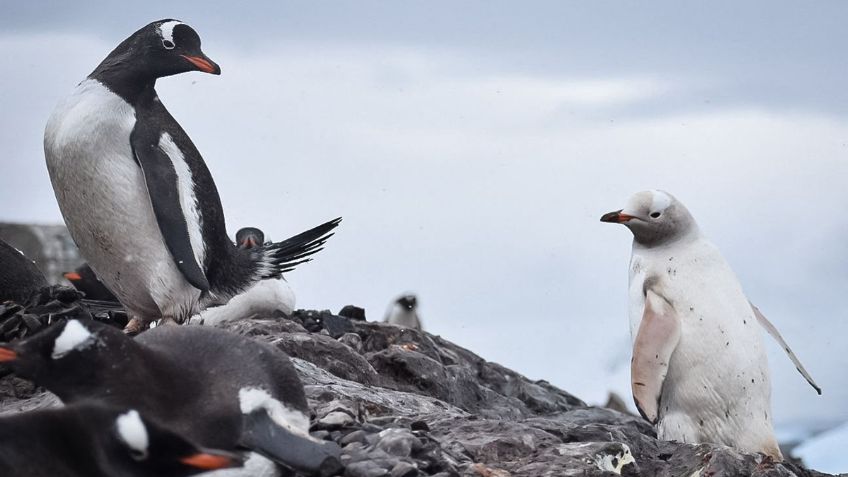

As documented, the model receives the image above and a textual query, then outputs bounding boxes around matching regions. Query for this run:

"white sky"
[1,1,846,446]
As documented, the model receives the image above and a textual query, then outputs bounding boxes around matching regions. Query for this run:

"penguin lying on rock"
[0,319,342,476]
[0,402,241,477]
[192,227,296,326]
[43,19,340,333]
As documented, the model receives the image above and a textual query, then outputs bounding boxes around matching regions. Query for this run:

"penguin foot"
[122,317,148,336]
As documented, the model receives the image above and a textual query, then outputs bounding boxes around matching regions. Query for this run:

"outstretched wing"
[130,124,209,292]
[631,288,681,424]
[750,302,821,395]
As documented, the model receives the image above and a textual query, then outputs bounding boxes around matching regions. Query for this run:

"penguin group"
[0,16,824,473]
[1,19,342,477]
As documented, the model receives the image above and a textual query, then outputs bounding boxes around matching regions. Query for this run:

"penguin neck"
[89,61,159,106]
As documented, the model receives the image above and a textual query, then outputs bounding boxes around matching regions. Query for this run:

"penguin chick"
[384,294,422,330]
[44,19,340,331]
[0,402,241,477]
[0,319,342,476]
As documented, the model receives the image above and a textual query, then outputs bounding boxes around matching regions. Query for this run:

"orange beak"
[64,272,82,281]
[0,346,17,363]
[180,55,221,75]
[600,210,637,223]
[180,452,239,470]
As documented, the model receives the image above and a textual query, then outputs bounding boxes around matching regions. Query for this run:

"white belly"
[384,304,420,329]
[44,79,200,321]
[628,237,779,455]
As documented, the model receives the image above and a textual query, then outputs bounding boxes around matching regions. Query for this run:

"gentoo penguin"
[0,239,48,304]
[601,190,820,460]
[65,263,120,302]
[43,19,340,332]
[0,402,241,477]
[384,294,422,329]
[0,319,342,476]
[193,227,296,326]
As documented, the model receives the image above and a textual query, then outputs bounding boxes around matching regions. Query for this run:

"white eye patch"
[158,20,184,44]
[649,190,672,213]
[238,387,312,437]
[52,320,96,359]
[116,410,149,458]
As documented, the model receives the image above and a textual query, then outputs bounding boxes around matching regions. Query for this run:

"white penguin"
[601,190,820,460]
[384,294,422,330]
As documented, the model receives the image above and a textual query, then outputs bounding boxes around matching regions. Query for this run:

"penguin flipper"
[240,410,343,477]
[750,302,821,395]
[131,129,209,292]
[631,288,680,425]
[254,218,342,278]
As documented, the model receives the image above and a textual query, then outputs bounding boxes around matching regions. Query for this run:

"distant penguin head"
[0,319,123,389]
[94,19,220,81]
[396,295,418,310]
[600,190,698,246]
[104,407,242,476]
[236,227,265,249]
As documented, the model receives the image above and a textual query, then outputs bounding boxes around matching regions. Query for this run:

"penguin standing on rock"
[384,294,422,330]
[601,189,820,460]
[0,319,342,476]
[193,227,296,326]
[0,402,241,477]
[44,19,340,333]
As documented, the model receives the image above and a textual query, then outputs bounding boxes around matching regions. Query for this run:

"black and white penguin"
[65,263,120,302]
[0,239,48,304]
[44,19,340,332]
[0,319,342,476]
[384,294,422,330]
[193,227,295,326]
[0,402,241,477]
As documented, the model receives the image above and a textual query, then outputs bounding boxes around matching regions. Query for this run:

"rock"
[389,461,419,477]
[338,332,363,353]
[0,312,834,477]
[339,305,367,321]
[270,332,380,385]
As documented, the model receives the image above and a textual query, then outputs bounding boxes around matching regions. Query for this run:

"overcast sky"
[1,1,846,450]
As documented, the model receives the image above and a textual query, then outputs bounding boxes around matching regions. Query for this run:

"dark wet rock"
[0,310,835,477]
[339,305,367,322]
[272,332,380,386]
[0,285,126,342]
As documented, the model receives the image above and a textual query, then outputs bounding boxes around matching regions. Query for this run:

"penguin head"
[104,407,242,476]
[0,319,122,390]
[95,19,220,82]
[601,190,698,246]
[396,295,417,310]
[236,227,265,249]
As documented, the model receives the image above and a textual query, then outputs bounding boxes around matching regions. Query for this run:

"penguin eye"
[129,448,148,461]
[162,39,175,50]
[650,212,661,219]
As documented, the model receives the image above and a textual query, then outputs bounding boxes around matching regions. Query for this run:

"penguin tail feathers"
[254,217,341,279]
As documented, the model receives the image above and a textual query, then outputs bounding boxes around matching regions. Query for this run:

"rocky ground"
[0,300,837,477]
